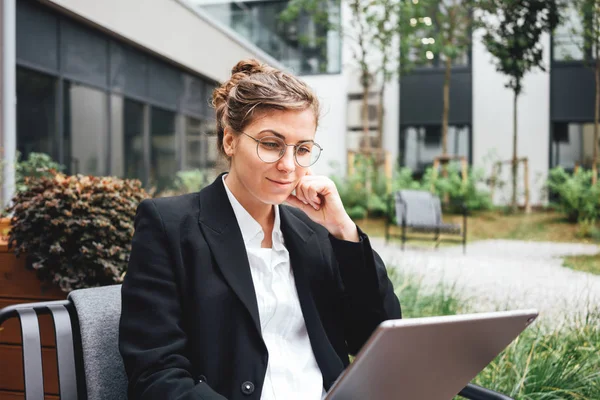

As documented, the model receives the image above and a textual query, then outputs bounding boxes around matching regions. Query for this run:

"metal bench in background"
[0,285,512,399]
[386,189,468,254]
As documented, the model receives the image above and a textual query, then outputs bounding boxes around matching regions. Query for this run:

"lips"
[267,178,294,186]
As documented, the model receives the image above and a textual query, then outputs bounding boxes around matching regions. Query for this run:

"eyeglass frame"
[239,131,323,167]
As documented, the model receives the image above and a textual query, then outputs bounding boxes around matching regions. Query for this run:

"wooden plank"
[0,299,57,346]
[0,253,66,300]
[0,344,59,395]
[0,390,59,400]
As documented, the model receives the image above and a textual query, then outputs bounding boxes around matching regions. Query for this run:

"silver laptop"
[324,309,538,400]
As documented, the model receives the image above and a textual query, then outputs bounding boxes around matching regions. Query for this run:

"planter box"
[0,218,65,399]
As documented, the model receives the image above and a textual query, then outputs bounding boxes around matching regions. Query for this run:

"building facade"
[2,1,595,207]
[0,0,283,204]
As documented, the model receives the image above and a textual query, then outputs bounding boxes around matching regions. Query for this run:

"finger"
[293,185,310,205]
[305,168,313,176]
[300,183,320,210]
[286,194,313,213]
[307,185,321,205]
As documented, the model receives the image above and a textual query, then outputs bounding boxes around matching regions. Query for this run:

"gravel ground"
[369,238,600,327]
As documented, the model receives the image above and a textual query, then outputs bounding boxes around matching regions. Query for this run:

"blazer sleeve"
[328,225,402,355]
[119,199,227,400]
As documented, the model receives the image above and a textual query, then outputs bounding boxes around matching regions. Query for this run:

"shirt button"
[241,381,255,395]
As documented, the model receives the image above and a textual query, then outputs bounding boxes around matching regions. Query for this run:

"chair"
[0,285,127,400]
[0,285,511,399]
[385,189,467,254]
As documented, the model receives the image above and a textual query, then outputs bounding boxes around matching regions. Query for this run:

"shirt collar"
[222,175,283,247]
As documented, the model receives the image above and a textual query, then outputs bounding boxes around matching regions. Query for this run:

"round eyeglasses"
[241,132,322,168]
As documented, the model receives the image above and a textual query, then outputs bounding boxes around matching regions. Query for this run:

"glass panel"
[150,107,178,191]
[16,68,58,160]
[199,1,341,74]
[16,0,59,72]
[553,4,585,61]
[148,60,182,108]
[402,125,470,171]
[63,82,108,175]
[111,95,146,182]
[110,42,148,98]
[181,74,206,118]
[61,19,109,87]
[552,123,594,169]
[185,117,218,170]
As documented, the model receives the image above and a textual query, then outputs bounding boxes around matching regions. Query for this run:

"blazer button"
[197,375,207,384]
[241,381,255,395]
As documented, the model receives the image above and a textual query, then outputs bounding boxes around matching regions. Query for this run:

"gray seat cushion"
[68,284,127,400]
[394,190,461,233]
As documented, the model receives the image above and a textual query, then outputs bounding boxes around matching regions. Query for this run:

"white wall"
[43,0,284,82]
[301,74,348,177]
[472,28,551,206]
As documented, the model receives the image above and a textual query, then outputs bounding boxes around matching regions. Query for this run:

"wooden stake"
[524,157,531,213]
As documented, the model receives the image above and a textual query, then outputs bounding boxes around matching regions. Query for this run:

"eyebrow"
[258,129,315,144]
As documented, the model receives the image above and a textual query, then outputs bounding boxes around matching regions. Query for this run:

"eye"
[260,140,283,150]
[296,146,312,155]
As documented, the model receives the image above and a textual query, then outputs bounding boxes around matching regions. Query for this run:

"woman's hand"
[286,170,359,242]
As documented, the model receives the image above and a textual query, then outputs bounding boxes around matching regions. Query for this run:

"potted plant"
[6,173,149,292]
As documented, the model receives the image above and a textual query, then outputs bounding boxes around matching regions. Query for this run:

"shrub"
[153,169,210,197]
[547,167,600,223]
[15,152,65,191]
[421,163,493,214]
[7,174,149,292]
[330,155,389,219]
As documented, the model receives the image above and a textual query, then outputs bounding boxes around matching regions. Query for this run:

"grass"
[563,253,600,276]
[359,210,600,275]
[387,270,600,399]
[359,210,588,243]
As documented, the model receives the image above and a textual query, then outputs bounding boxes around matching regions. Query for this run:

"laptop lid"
[324,309,538,400]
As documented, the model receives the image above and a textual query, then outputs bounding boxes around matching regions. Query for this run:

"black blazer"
[119,174,401,400]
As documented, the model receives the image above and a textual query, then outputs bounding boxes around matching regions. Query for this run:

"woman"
[119,59,401,400]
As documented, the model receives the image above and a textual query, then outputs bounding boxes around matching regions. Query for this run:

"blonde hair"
[211,59,320,158]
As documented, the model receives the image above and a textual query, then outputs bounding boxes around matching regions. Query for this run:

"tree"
[570,0,600,182]
[281,0,421,160]
[478,0,560,211]
[405,0,474,158]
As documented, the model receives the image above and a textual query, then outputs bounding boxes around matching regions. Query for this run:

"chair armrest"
[458,383,513,400]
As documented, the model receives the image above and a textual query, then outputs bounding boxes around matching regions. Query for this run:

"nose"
[276,145,296,173]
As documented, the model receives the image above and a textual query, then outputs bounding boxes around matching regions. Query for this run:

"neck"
[224,172,275,230]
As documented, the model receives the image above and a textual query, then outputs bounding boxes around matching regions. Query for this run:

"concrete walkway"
[369,238,600,327]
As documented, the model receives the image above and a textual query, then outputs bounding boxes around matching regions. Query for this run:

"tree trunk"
[593,41,600,184]
[442,56,451,157]
[362,73,371,153]
[376,84,385,167]
[511,91,519,212]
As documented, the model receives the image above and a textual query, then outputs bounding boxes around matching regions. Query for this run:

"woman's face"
[223,108,317,209]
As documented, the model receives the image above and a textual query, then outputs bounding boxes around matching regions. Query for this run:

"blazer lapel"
[197,175,262,339]
[279,206,345,389]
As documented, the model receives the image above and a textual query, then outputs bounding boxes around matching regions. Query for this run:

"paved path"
[369,238,600,327]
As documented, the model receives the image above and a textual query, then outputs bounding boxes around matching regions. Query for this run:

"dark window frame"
[16,1,218,186]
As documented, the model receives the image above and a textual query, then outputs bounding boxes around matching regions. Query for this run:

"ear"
[222,127,237,157]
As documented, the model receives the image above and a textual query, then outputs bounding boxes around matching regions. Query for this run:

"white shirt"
[222,176,324,400]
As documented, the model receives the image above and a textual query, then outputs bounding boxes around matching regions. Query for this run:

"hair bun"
[231,59,272,76]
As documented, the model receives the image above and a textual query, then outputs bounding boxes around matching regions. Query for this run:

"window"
[16,68,58,160]
[150,107,178,191]
[15,0,218,189]
[200,0,341,75]
[63,82,108,175]
[401,125,470,171]
[111,95,146,182]
[551,122,596,170]
[553,4,595,62]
